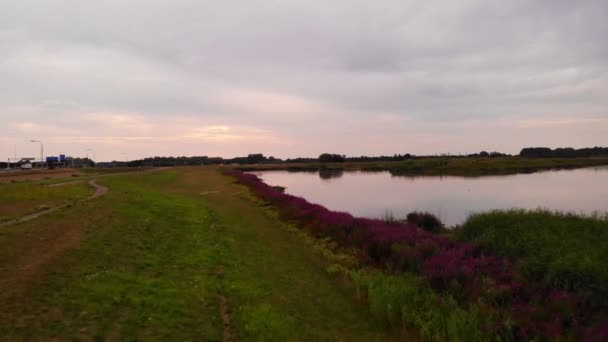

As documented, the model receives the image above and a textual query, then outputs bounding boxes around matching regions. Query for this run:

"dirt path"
[219,294,233,342]
[44,180,82,188]
[88,180,108,198]
[0,183,111,325]
[0,180,108,228]
[1,168,164,228]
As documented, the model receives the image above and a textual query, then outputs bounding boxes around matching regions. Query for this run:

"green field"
[0,167,408,340]
[0,181,91,222]
[80,167,155,175]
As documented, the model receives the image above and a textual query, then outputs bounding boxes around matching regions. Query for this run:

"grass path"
[0,167,407,340]
[0,180,91,222]
[0,180,108,228]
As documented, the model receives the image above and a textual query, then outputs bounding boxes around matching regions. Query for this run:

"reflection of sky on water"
[252,167,608,226]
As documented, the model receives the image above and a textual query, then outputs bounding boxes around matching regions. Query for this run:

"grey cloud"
[1,0,607,159]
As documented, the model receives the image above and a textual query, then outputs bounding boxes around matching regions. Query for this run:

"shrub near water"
[406,211,443,233]
[459,209,608,310]
[228,170,608,340]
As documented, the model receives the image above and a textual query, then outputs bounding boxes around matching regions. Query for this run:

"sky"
[1,0,607,161]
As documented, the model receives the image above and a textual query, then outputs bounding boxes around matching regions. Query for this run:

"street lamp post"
[30,140,43,168]
[86,149,96,167]
[85,149,96,160]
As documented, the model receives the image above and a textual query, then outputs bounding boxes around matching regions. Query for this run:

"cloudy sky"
[1,0,607,161]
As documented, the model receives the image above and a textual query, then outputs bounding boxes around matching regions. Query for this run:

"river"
[251,166,608,226]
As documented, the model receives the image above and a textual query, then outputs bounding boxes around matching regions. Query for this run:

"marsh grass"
[385,157,608,176]
[381,209,400,225]
[459,209,608,309]
[237,156,608,177]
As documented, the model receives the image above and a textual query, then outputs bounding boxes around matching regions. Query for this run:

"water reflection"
[253,167,608,226]
[318,169,344,180]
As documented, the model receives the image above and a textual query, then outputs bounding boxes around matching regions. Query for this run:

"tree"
[520,147,553,158]
[246,154,266,164]
[319,153,345,163]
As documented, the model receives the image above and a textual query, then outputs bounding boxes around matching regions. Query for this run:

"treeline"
[109,153,420,167]
[96,146,608,167]
[313,152,510,163]
[115,152,473,167]
[316,153,414,163]
[267,153,417,163]
[104,154,282,167]
[520,147,608,158]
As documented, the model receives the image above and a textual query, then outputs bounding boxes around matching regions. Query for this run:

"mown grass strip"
[0,171,224,340]
[0,180,91,220]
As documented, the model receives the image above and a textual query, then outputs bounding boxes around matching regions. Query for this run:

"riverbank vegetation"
[520,146,608,158]
[458,210,608,314]
[94,146,608,171]
[237,156,608,176]
[229,170,608,340]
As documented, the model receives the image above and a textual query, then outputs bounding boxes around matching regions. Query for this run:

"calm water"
[251,166,608,226]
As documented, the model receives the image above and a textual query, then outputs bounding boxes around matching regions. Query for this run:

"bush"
[319,153,346,163]
[459,209,608,310]
[271,185,286,193]
[406,211,443,233]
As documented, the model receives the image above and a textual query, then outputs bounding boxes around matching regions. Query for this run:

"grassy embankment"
[458,210,608,312]
[0,167,408,340]
[80,167,155,175]
[238,156,608,176]
[0,181,91,223]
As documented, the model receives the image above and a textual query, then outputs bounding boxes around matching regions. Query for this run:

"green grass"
[347,269,506,341]
[237,156,608,176]
[241,178,514,341]
[0,171,222,340]
[0,181,91,220]
[458,209,608,308]
[6,167,603,340]
[183,169,406,341]
[81,167,153,174]
[260,207,501,341]
[0,167,410,340]
[388,157,608,176]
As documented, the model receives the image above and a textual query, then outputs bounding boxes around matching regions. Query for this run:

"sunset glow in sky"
[1,1,607,161]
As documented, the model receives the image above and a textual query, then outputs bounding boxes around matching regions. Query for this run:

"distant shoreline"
[234,156,608,177]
